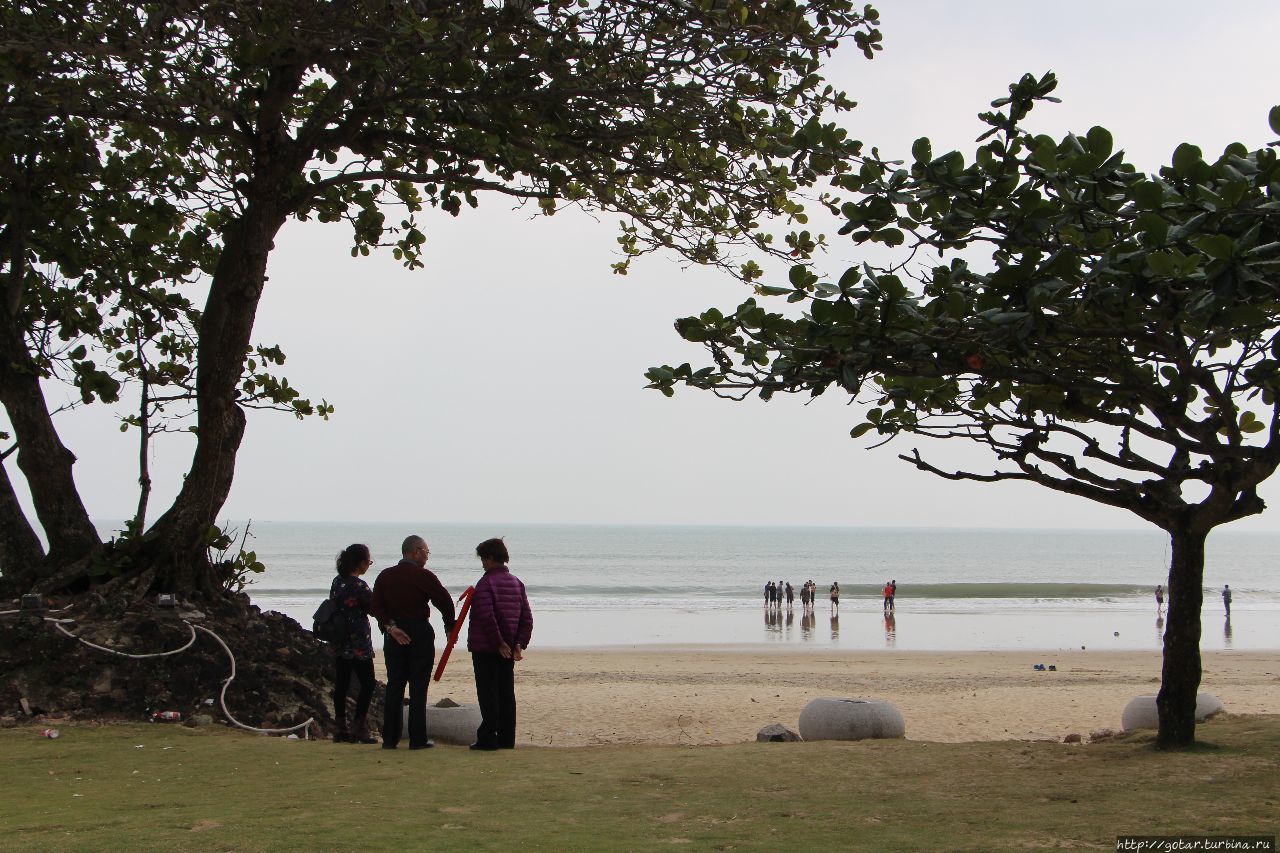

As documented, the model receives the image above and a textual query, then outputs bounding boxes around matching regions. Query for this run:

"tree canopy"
[1,0,882,594]
[648,72,1280,746]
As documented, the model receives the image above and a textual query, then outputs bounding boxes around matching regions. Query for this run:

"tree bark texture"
[1156,528,1206,748]
[0,457,46,592]
[144,197,289,594]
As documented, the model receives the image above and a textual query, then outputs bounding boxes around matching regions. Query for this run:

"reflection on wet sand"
[800,609,815,640]
[763,606,781,637]
[830,613,839,641]
[884,613,896,648]
[1224,615,1233,649]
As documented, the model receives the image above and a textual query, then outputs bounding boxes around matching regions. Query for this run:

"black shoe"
[469,742,500,751]
[333,732,351,744]
[408,740,435,750]
[381,743,397,750]
[352,734,379,745]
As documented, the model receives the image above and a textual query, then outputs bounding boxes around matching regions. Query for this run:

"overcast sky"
[38,0,1280,531]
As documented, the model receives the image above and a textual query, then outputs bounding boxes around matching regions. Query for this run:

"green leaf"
[850,422,876,438]
[1132,180,1165,210]
[1136,213,1169,246]
[1270,105,1280,137]
[912,137,931,164]
[1085,126,1113,159]
[1032,139,1057,171]
[1146,252,1178,277]
[1195,234,1235,261]
[1172,143,1203,176]
[878,228,905,247]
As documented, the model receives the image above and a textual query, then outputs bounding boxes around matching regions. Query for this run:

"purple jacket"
[467,565,533,654]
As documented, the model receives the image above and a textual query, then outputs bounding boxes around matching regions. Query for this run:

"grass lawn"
[2,715,1277,851]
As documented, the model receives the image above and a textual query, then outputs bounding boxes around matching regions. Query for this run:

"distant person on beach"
[763,581,772,607]
[882,581,893,612]
[785,582,794,609]
[1222,584,1232,617]
[371,535,456,750]
[800,582,810,610]
[330,543,378,744]
[829,581,840,612]
[890,579,897,612]
[468,537,533,751]
[1154,584,1164,613]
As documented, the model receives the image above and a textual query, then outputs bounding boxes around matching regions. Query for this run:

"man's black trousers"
[381,619,435,748]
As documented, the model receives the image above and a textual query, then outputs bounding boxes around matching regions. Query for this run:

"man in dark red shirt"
[371,534,456,749]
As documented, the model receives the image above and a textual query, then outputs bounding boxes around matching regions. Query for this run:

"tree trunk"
[0,457,46,592]
[1,146,101,571]
[132,360,152,532]
[0,326,102,567]
[1156,526,1206,748]
[144,197,289,595]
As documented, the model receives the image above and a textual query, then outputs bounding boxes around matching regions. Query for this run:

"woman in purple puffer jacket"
[467,537,533,751]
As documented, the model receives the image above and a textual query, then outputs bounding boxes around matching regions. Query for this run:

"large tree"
[1,0,882,595]
[648,72,1280,747]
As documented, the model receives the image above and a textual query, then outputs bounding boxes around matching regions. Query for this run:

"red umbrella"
[433,586,474,682]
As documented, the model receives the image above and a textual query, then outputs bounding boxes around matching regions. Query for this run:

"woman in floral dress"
[330,544,377,744]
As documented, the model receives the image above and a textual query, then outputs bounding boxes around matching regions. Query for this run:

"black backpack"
[312,598,346,643]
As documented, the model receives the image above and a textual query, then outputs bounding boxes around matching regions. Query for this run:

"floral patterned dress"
[329,574,374,661]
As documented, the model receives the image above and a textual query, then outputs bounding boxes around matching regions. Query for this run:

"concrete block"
[402,701,482,745]
[1120,693,1224,732]
[798,697,905,741]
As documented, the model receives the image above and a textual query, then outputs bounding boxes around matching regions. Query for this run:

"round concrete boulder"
[401,701,483,745]
[1120,693,1224,732]
[798,697,905,741]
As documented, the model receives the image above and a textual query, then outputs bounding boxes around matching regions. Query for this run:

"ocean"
[214,521,1280,652]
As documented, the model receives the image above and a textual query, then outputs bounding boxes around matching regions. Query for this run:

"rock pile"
[0,592,376,738]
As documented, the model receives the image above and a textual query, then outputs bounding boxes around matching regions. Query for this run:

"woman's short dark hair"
[336,543,371,575]
[475,538,509,564]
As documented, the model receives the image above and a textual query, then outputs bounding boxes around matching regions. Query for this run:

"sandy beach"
[376,648,1280,747]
